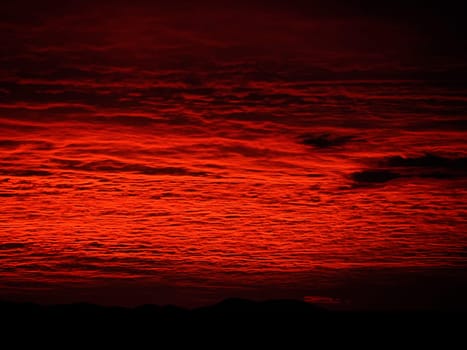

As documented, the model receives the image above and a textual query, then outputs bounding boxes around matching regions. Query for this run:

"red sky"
[0,0,466,310]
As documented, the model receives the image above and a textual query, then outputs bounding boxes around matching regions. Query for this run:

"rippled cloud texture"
[0,0,466,309]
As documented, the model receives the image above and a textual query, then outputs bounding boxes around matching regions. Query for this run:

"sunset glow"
[1,0,466,310]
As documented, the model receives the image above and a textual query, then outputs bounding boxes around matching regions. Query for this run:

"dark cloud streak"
[384,154,467,171]
[302,133,355,149]
[53,159,209,177]
[351,154,467,186]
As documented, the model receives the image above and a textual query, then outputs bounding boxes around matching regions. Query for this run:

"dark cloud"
[384,154,467,171]
[0,121,44,132]
[94,116,159,127]
[0,140,27,149]
[0,243,28,250]
[351,170,401,184]
[306,173,325,178]
[381,153,467,180]
[53,158,209,177]
[301,133,355,149]
[217,144,296,158]
[0,140,54,150]
[243,93,305,106]
[351,153,467,186]
[406,118,467,131]
[0,169,52,177]
[419,172,460,180]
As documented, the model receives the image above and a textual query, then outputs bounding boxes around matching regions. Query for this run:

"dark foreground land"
[2,298,328,321]
[2,298,464,344]
[2,298,464,321]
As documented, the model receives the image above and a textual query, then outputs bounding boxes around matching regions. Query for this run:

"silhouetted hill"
[0,298,325,323]
[2,298,465,344]
[1,298,464,329]
[195,298,326,314]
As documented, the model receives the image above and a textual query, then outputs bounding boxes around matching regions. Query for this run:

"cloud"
[384,153,467,170]
[0,169,52,177]
[217,144,297,158]
[382,153,467,180]
[0,243,28,250]
[53,158,209,177]
[350,153,467,186]
[0,140,28,148]
[0,193,15,197]
[0,140,54,150]
[351,169,401,184]
[0,121,44,132]
[93,115,159,127]
[406,118,467,131]
[301,133,355,149]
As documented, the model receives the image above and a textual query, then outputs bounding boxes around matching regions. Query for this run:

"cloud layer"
[0,0,466,308]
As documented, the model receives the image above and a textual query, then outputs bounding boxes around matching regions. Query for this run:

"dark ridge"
[0,299,325,323]
[1,299,463,339]
[195,298,326,314]
[6,297,462,315]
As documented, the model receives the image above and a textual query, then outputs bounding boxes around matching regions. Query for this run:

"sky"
[0,0,466,310]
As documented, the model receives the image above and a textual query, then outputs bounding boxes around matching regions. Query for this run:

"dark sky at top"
[2,0,466,64]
